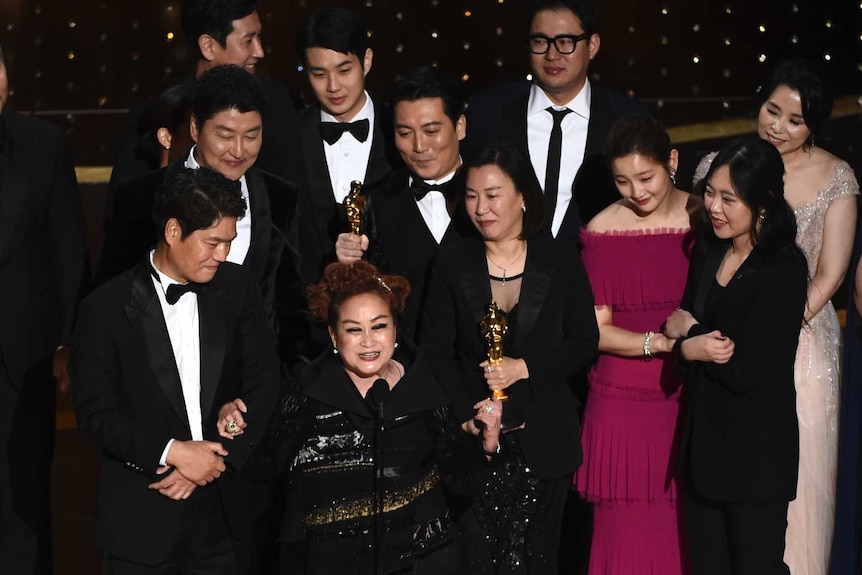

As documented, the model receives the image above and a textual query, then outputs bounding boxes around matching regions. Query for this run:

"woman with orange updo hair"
[224,261,504,574]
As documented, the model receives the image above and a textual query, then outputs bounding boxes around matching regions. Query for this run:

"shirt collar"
[408,156,462,188]
[527,79,591,120]
[149,249,185,290]
[319,91,375,124]
[183,145,248,194]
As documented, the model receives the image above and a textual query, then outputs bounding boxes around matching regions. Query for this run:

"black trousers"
[684,484,790,575]
[102,485,238,575]
[0,355,55,575]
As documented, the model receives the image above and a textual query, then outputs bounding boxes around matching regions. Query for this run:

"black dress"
[267,344,492,574]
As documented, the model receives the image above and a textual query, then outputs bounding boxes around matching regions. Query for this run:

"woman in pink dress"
[574,115,701,574]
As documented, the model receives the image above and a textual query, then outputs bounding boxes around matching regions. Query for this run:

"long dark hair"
[700,136,802,259]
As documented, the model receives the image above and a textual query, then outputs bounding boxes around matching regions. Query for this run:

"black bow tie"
[411,177,457,201]
[320,118,370,145]
[165,282,208,305]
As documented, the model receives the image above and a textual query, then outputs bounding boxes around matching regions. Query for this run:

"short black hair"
[192,64,266,127]
[136,83,194,170]
[604,115,673,167]
[182,0,259,61]
[527,0,599,35]
[296,7,368,68]
[756,58,834,144]
[465,142,544,239]
[392,65,465,127]
[153,167,247,240]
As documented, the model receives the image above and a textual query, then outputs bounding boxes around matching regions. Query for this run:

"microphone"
[368,378,390,410]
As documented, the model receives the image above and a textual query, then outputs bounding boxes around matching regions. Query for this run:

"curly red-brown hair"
[307,261,411,328]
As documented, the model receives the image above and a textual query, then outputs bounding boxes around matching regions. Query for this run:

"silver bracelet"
[643,330,655,360]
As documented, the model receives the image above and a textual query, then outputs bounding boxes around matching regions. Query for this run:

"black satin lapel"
[243,169,272,280]
[693,248,725,319]
[512,245,552,356]
[366,117,390,185]
[585,94,613,159]
[300,112,339,246]
[0,133,33,255]
[501,94,530,157]
[124,265,190,431]
[459,240,493,328]
[197,284,228,420]
[717,250,763,305]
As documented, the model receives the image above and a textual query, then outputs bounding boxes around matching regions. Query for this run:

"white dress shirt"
[321,92,374,203]
[185,147,252,264]
[412,163,460,244]
[526,80,591,237]
[149,251,203,466]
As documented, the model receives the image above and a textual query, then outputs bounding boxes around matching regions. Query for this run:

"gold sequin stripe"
[304,466,440,526]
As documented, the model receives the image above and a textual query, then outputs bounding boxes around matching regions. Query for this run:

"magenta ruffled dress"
[574,230,692,575]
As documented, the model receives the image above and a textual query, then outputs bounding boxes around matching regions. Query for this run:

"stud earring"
[332,347,339,355]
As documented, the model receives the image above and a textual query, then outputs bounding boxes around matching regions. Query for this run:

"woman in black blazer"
[664,136,808,575]
[420,143,599,574]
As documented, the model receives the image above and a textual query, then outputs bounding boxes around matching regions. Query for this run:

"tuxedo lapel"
[242,168,272,280]
[299,109,339,249]
[458,239,492,328]
[197,279,229,421]
[585,92,614,159]
[365,114,390,186]
[0,119,34,257]
[512,239,553,356]
[123,264,190,433]
[501,93,530,159]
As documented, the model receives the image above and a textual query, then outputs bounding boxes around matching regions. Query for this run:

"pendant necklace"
[486,243,525,283]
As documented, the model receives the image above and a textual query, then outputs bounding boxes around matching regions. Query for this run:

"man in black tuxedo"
[0,45,88,575]
[72,167,280,574]
[465,0,648,240]
[98,64,302,363]
[107,0,301,202]
[336,65,475,342]
[291,7,394,286]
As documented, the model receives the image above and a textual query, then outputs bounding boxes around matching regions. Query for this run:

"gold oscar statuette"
[479,300,509,401]
[344,180,365,235]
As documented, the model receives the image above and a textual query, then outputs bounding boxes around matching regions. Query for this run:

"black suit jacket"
[465,81,649,241]
[293,99,394,284]
[419,234,599,479]
[676,244,807,503]
[97,157,303,359]
[71,261,280,565]
[0,111,87,386]
[107,73,302,205]
[365,169,475,341]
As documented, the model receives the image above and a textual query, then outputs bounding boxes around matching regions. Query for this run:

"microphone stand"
[368,379,390,575]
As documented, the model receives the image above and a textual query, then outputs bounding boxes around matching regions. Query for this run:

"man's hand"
[217,398,248,439]
[335,233,369,264]
[148,466,197,500]
[165,440,228,486]
[53,345,72,394]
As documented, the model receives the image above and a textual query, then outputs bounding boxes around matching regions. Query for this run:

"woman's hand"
[478,356,529,392]
[472,398,503,457]
[680,330,735,364]
[664,308,698,339]
[216,398,248,439]
[335,233,369,264]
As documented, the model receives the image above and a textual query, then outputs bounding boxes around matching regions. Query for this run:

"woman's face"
[757,84,811,156]
[704,165,754,244]
[465,164,526,242]
[329,292,396,380]
[611,152,677,216]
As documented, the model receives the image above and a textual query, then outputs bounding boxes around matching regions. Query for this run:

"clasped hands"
[148,398,248,501]
[664,308,735,364]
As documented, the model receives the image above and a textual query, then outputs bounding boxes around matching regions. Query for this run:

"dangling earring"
[522,205,526,213]
[332,347,339,355]
[394,342,399,348]
[670,169,677,185]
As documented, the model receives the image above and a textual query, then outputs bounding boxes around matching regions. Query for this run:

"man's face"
[529,8,600,105]
[394,98,465,181]
[190,108,262,181]
[0,59,9,112]
[305,47,372,122]
[208,11,264,73]
[163,216,237,284]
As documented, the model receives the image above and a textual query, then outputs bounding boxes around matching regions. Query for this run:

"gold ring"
[225,420,239,434]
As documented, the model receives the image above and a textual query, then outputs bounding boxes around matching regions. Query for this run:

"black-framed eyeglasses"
[528,33,591,55]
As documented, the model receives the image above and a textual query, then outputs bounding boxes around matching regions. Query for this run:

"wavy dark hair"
[153,167,247,239]
[392,65,465,127]
[700,136,801,258]
[182,0,259,61]
[464,142,544,239]
[308,261,411,330]
[296,7,368,67]
[193,64,266,126]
